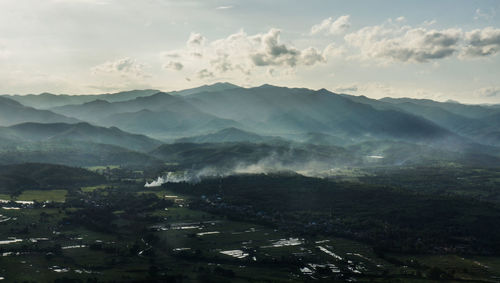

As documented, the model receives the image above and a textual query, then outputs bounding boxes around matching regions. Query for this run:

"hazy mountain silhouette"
[3,89,160,109]
[347,95,500,146]
[175,127,271,143]
[1,83,500,168]
[0,96,79,126]
[170,82,240,96]
[184,85,453,141]
[0,122,161,152]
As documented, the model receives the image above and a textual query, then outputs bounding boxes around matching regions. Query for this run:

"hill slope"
[174,127,270,143]
[185,85,453,141]
[341,94,500,147]
[0,163,106,195]
[0,97,79,126]
[0,122,162,152]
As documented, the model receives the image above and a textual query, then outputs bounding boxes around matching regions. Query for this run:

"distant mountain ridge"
[1,83,239,109]
[2,82,500,168]
[0,122,163,167]
[0,96,79,126]
[3,82,500,156]
[183,85,454,142]
[38,84,456,143]
[2,89,160,109]
[175,127,272,143]
[170,82,240,96]
[0,122,162,152]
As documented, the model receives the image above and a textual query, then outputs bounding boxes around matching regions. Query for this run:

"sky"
[0,0,499,103]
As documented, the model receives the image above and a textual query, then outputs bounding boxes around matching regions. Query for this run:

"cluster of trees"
[64,189,173,234]
[168,174,500,255]
[0,163,105,196]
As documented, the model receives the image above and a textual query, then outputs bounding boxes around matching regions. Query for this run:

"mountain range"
[1,82,500,169]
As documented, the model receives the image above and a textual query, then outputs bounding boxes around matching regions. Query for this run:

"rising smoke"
[143,155,366,187]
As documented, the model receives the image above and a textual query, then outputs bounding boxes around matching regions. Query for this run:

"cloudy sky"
[0,0,499,103]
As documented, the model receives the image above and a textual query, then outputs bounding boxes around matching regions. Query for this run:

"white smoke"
[144,176,166,187]
[144,155,346,187]
[144,171,193,187]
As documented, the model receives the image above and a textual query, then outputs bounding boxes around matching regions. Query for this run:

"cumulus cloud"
[323,43,347,58]
[212,29,328,72]
[197,69,214,79]
[164,61,183,71]
[91,57,147,78]
[163,52,180,58]
[395,16,406,23]
[187,32,206,47]
[301,47,326,65]
[250,28,302,67]
[345,22,462,63]
[475,87,500,97]
[161,28,332,81]
[343,20,500,63]
[311,15,351,35]
[461,27,500,57]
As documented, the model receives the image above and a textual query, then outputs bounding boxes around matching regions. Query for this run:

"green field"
[1,190,68,202]
[1,193,500,282]
[0,193,10,200]
[2,165,500,282]
[85,165,120,171]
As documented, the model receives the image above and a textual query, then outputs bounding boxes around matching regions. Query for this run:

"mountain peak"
[84,99,110,106]
[212,82,239,88]
[258,83,275,88]
[39,92,57,96]
[316,88,333,95]
[173,82,240,96]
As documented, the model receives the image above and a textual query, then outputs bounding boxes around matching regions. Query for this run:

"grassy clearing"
[85,165,120,171]
[8,190,68,202]
[136,190,166,198]
[0,193,11,200]
[137,188,192,200]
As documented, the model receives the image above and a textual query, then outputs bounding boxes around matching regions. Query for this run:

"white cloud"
[475,87,500,97]
[345,21,462,63]
[216,5,233,10]
[395,16,406,23]
[461,27,500,57]
[311,15,351,35]
[187,32,206,47]
[163,61,183,71]
[163,52,181,58]
[474,8,495,21]
[197,68,214,79]
[250,28,304,67]
[301,47,326,66]
[91,57,148,78]
[161,28,332,81]
[422,20,437,27]
[322,43,347,58]
[213,28,329,69]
